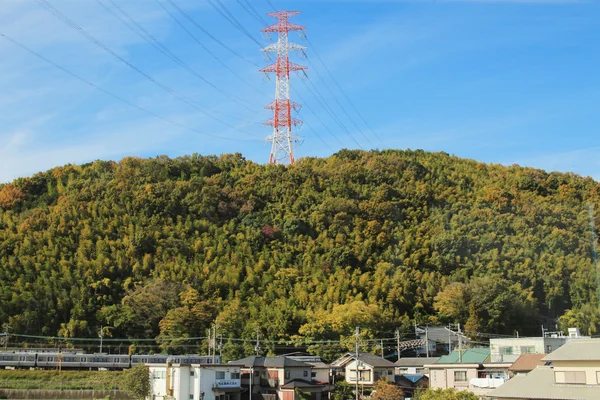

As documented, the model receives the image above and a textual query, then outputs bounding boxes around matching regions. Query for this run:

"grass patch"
[0,370,127,390]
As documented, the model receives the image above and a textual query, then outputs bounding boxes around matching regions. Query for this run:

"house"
[395,357,439,376]
[147,362,243,400]
[489,337,567,363]
[508,354,547,376]
[230,355,329,400]
[284,354,331,387]
[426,348,511,397]
[416,327,462,356]
[330,352,397,388]
[488,338,600,399]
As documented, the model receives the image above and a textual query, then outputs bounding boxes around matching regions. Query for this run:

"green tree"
[370,380,404,400]
[417,388,479,400]
[123,364,150,400]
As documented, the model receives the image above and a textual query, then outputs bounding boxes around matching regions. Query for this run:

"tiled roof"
[331,352,396,368]
[489,366,600,400]
[280,379,324,389]
[436,348,490,364]
[543,339,600,361]
[395,357,440,367]
[509,354,547,372]
[230,356,310,368]
[399,374,427,383]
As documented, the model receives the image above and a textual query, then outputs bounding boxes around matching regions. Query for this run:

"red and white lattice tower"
[260,11,307,165]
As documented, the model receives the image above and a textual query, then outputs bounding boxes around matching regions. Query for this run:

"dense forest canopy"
[1,149,599,359]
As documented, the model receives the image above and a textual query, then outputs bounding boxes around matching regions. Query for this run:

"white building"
[148,362,243,400]
[489,337,568,363]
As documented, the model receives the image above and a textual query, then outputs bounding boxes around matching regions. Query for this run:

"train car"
[179,355,221,364]
[131,354,169,365]
[36,353,130,370]
[0,352,36,368]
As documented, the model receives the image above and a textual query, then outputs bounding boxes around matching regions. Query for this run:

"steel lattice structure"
[260,11,307,165]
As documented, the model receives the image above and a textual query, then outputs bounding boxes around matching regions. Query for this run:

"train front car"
[0,352,36,368]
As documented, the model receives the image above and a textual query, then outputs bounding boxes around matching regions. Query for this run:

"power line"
[294,89,344,147]
[206,0,262,46]
[305,55,374,147]
[163,0,258,67]
[153,0,269,99]
[0,33,257,143]
[96,0,256,112]
[34,0,259,139]
[300,79,363,149]
[235,0,269,26]
[306,37,385,145]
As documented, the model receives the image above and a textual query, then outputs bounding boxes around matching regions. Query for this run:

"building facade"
[489,337,567,363]
[148,363,243,400]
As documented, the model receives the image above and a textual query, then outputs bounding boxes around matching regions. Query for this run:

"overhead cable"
[34,0,259,139]
[0,33,257,143]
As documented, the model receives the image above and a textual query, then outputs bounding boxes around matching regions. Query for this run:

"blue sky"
[0,0,599,183]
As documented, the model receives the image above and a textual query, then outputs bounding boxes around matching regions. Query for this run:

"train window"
[81,358,86,362]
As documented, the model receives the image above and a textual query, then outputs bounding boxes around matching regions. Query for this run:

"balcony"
[260,378,280,388]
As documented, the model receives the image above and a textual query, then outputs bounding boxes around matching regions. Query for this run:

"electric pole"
[99,326,103,354]
[260,11,307,165]
[255,329,261,355]
[355,327,360,400]
[2,325,11,351]
[395,329,401,360]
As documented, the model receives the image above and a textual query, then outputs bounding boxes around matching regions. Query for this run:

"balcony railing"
[260,378,280,388]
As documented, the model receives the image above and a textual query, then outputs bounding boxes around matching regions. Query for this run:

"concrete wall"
[428,365,479,390]
[553,360,600,385]
[344,360,393,386]
[0,389,129,399]
[490,338,567,363]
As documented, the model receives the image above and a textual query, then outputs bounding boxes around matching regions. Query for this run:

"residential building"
[416,327,461,356]
[489,338,600,400]
[489,337,567,363]
[330,352,397,388]
[426,348,510,397]
[148,362,243,400]
[230,355,328,400]
[508,354,547,376]
[284,354,331,386]
[395,357,439,376]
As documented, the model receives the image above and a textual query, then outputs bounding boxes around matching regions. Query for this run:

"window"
[546,345,553,353]
[285,370,290,379]
[555,371,586,384]
[231,372,240,379]
[520,346,535,354]
[303,371,308,377]
[216,371,225,380]
[190,370,195,376]
[454,371,467,382]
[189,395,194,400]
[153,371,166,379]
[500,347,513,355]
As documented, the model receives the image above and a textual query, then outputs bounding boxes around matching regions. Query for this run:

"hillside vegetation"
[1,150,599,359]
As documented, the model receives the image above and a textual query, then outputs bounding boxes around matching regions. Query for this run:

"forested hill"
[1,149,599,356]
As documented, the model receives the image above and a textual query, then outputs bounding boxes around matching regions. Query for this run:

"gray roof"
[331,352,396,368]
[416,327,461,343]
[488,366,600,400]
[280,379,324,389]
[286,355,330,369]
[230,356,310,368]
[543,339,600,361]
[395,357,440,367]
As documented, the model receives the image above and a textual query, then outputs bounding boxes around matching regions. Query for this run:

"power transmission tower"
[260,11,307,165]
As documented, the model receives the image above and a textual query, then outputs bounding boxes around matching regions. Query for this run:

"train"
[0,351,221,370]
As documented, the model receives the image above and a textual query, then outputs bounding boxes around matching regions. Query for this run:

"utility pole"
[255,329,261,355]
[2,325,11,351]
[213,325,217,364]
[458,323,463,363]
[260,11,307,165]
[355,327,360,400]
[380,339,384,358]
[219,334,223,360]
[425,327,430,358]
[395,329,401,360]
[99,326,103,354]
